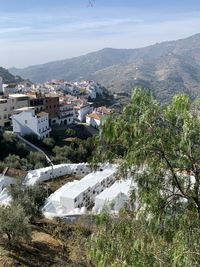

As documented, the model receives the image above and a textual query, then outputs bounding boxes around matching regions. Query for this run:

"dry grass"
[0,220,92,267]
[0,230,69,267]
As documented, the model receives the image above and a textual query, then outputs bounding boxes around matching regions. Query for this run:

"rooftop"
[14,106,35,112]
[95,179,133,201]
[37,112,49,118]
[8,94,28,98]
[86,113,102,120]
[50,166,117,201]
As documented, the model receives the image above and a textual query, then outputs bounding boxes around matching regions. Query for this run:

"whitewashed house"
[74,104,93,122]
[59,102,74,125]
[86,113,102,129]
[94,179,133,213]
[12,107,51,139]
[86,107,112,129]
[42,165,117,218]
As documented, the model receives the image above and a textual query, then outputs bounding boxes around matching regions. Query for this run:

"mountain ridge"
[0,67,24,84]
[9,33,200,100]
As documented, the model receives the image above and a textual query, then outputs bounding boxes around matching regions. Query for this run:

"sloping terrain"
[10,33,200,100]
[0,67,24,84]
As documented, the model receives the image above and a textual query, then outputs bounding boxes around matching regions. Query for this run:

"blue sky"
[0,0,200,68]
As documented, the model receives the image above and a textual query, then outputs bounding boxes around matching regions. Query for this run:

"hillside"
[0,67,24,84]
[10,33,200,100]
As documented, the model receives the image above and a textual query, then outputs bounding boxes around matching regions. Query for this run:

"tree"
[9,184,46,221]
[28,151,47,169]
[95,88,200,216]
[43,137,55,148]
[89,89,200,266]
[0,204,31,244]
[65,128,76,137]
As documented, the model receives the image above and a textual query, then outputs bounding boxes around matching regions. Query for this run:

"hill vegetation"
[10,33,200,101]
[0,67,24,84]
[88,89,200,266]
[0,90,200,266]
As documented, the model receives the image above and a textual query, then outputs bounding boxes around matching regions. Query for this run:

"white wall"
[77,105,93,122]
[0,176,17,191]
[0,99,12,127]
[12,111,50,139]
[25,163,91,185]
[42,165,117,217]
[86,115,101,129]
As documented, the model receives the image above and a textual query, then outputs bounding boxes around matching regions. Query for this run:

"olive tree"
[0,204,31,244]
[9,184,46,221]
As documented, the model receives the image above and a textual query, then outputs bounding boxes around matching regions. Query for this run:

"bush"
[0,204,31,244]
[43,137,55,148]
[9,184,46,222]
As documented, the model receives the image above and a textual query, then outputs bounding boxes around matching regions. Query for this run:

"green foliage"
[89,89,200,266]
[0,132,47,171]
[9,184,46,221]
[65,128,76,137]
[52,138,94,164]
[88,210,200,267]
[42,137,55,148]
[94,88,200,215]
[79,88,87,95]
[27,152,47,168]
[0,204,31,244]
[0,132,29,161]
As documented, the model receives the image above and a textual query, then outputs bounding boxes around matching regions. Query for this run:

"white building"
[74,103,93,122]
[12,107,51,139]
[8,94,29,110]
[0,94,29,127]
[3,84,18,96]
[86,107,112,129]
[94,179,133,213]
[59,102,74,125]
[0,98,12,127]
[86,113,102,129]
[42,165,117,218]
[25,163,90,185]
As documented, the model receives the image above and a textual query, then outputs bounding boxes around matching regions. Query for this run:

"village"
[0,77,114,135]
[0,76,133,221]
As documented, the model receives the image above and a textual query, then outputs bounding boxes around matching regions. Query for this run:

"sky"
[1,0,200,68]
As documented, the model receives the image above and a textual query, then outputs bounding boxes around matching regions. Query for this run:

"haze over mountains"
[9,33,200,101]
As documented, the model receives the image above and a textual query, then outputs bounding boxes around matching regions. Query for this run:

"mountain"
[0,67,24,84]
[9,33,200,100]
